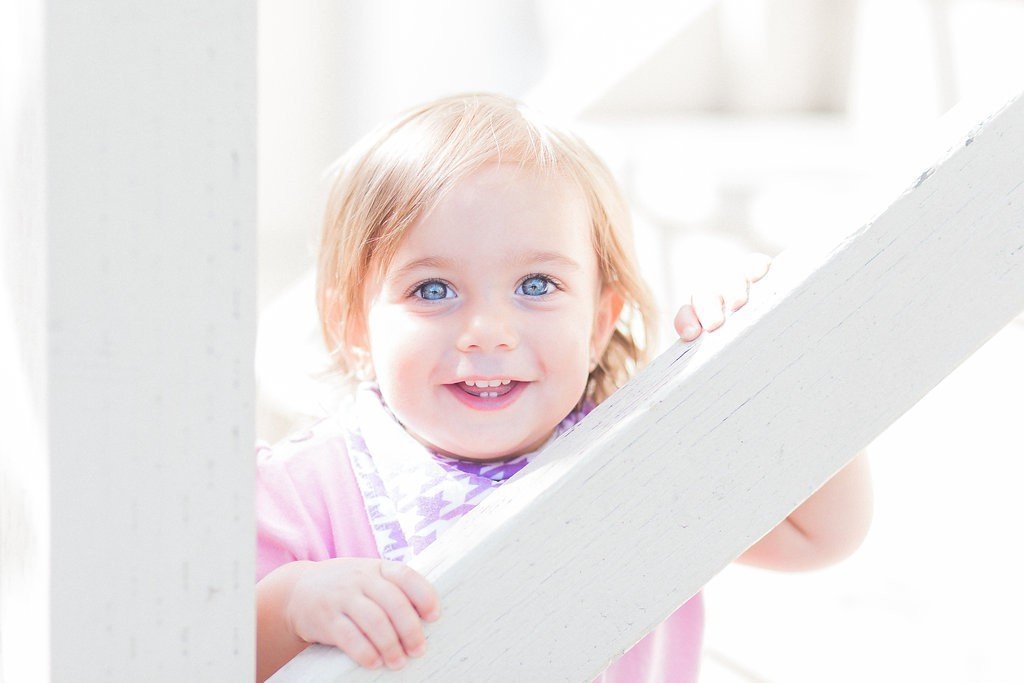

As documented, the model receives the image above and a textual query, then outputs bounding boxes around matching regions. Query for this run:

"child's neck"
[403,425,553,464]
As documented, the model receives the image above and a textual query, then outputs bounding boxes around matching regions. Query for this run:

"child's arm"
[256,558,440,682]
[257,561,317,681]
[734,451,873,571]
[675,253,874,571]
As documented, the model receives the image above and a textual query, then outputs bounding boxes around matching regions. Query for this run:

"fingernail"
[682,325,700,339]
[410,643,426,657]
[387,656,407,670]
[369,659,382,669]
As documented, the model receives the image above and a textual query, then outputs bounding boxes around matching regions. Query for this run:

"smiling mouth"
[444,380,528,411]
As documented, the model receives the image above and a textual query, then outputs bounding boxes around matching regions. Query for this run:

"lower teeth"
[460,382,518,399]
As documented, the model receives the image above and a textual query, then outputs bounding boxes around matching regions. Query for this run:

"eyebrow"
[390,250,582,279]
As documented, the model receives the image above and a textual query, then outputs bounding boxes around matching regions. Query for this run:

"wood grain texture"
[274,91,1024,682]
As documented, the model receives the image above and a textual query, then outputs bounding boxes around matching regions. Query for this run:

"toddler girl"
[256,92,871,681]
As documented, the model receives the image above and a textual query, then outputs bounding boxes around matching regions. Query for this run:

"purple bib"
[346,382,590,562]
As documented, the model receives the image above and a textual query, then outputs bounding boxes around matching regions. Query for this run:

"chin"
[449,444,518,462]
[439,437,528,462]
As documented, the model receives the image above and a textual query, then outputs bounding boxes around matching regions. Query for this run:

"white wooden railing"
[271,92,1024,681]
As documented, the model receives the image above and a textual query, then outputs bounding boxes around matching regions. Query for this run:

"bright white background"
[256,2,1024,680]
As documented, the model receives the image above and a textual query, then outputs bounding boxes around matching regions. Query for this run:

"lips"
[445,380,527,411]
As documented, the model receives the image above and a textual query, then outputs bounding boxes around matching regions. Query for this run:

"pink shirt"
[257,416,703,682]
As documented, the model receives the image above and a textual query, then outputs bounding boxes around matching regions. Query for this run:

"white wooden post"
[0,1,256,680]
[273,91,1024,681]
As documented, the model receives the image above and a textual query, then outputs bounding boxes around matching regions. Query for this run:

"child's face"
[360,162,621,462]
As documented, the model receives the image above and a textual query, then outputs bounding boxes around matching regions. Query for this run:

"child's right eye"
[412,279,456,301]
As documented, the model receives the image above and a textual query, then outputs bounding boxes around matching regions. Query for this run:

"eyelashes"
[407,273,564,302]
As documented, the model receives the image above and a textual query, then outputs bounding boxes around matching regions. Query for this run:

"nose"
[455,302,519,353]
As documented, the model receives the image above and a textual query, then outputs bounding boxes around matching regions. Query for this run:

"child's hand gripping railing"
[272,91,1024,682]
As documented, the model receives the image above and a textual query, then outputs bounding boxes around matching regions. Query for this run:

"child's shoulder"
[256,410,355,469]
[255,410,364,510]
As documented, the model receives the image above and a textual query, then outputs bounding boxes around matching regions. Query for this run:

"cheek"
[368,322,438,421]
[531,306,594,367]
[365,307,439,382]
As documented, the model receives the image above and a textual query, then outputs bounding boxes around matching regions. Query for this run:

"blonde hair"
[316,92,657,406]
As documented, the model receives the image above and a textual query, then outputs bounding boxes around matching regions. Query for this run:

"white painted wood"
[274,90,1024,681]
[1,2,256,680]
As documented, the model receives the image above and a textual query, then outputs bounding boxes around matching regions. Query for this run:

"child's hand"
[674,253,772,341]
[286,558,440,671]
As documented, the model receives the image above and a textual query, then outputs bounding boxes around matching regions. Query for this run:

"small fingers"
[673,304,702,341]
[329,614,382,670]
[744,252,772,283]
[721,274,750,313]
[347,596,407,670]
[364,577,428,659]
[691,291,726,332]
[676,253,770,341]
[380,561,441,623]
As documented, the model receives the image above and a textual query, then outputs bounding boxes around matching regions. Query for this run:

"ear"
[590,286,625,362]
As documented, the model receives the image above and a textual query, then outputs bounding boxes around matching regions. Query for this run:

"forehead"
[390,163,595,269]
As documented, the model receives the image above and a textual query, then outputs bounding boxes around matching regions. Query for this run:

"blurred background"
[256,1,1024,680]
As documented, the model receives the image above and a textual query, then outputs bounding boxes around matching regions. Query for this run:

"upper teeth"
[464,379,512,387]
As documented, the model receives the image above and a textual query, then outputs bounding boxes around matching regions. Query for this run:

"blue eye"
[414,280,454,301]
[518,275,555,297]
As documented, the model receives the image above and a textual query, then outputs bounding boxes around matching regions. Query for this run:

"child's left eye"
[517,274,558,297]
